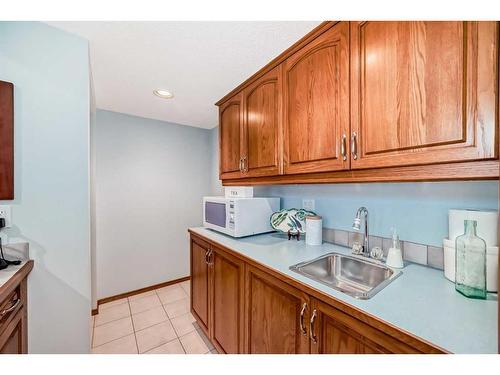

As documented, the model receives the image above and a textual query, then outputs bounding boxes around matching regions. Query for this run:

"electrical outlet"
[0,205,12,228]
[302,199,315,212]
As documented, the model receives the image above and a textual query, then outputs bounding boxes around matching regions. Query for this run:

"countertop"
[0,260,30,290]
[190,227,498,354]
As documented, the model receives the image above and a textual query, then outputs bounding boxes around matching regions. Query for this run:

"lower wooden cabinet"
[189,232,444,354]
[0,261,32,354]
[244,265,310,354]
[190,236,210,335]
[190,235,245,354]
[210,246,245,354]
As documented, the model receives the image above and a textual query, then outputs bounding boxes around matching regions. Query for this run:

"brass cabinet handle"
[351,132,358,160]
[299,302,307,336]
[207,249,214,266]
[309,309,317,344]
[204,249,210,265]
[0,299,21,316]
[242,156,248,173]
[239,157,243,172]
[341,134,347,161]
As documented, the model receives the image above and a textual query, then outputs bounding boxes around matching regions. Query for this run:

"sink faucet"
[352,207,370,257]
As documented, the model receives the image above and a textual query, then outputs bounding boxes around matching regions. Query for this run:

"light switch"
[0,205,12,228]
[302,199,315,212]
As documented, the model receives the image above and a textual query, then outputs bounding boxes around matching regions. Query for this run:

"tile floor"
[91,280,218,354]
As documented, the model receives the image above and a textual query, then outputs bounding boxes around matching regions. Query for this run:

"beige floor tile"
[92,334,138,354]
[163,298,190,319]
[135,321,177,353]
[128,290,156,301]
[145,339,185,354]
[99,297,129,310]
[95,302,131,326]
[180,280,190,296]
[180,330,209,354]
[129,294,161,315]
[170,312,196,337]
[157,285,188,305]
[132,306,168,331]
[93,316,134,347]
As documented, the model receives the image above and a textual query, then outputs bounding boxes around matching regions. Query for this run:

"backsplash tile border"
[322,227,444,270]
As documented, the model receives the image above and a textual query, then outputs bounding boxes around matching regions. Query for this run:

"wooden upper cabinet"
[219,92,244,179]
[350,21,499,169]
[283,21,350,174]
[242,66,283,177]
[244,265,310,354]
[210,246,245,354]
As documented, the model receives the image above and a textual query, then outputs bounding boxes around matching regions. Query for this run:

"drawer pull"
[1,298,21,316]
[309,309,317,344]
[299,302,307,336]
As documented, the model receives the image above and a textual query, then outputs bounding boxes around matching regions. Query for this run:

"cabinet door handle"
[207,249,213,266]
[0,299,21,316]
[204,249,210,265]
[242,156,248,173]
[341,134,347,161]
[351,132,358,160]
[299,302,307,336]
[309,309,317,344]
[239,157,243,172]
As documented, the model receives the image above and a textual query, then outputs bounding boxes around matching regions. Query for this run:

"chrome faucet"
[352,207,370,257]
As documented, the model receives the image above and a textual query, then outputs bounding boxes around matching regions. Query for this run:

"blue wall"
[256,182,498,247]
[0,22,91,353]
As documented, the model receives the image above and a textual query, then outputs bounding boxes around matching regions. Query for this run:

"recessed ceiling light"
[153,89,174,99]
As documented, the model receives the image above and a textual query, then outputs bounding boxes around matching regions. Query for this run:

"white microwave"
[203,196,280,237]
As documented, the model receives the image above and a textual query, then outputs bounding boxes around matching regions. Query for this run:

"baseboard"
[91,275,190,316]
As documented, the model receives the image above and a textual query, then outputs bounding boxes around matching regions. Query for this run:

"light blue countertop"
[190,227,498,354]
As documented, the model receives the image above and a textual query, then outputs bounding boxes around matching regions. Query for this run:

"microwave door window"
[205,202,226,228]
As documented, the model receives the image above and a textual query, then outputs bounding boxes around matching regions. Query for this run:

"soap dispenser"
[386,228,404,269]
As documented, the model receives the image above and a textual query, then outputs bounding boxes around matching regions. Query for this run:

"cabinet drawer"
[0,287,22,333]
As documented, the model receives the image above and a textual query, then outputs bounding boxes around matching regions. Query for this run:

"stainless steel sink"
[290,252,401,299]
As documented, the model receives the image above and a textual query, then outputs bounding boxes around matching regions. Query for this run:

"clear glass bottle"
[455,220,487,299]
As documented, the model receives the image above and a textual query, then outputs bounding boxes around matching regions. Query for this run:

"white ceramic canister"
[306,215,322,246]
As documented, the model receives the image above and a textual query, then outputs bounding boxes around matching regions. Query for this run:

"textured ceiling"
[47,21,321,128]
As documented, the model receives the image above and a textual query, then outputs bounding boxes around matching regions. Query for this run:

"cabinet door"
[0,312,24,354]
[242,66,283,177]
[219,92,244,179]
[190,237,210,335]
[283,21,350,174]
[244,266,310,354]
[350,21,498,169]
[210,246,245,354]
[310,298,416,354]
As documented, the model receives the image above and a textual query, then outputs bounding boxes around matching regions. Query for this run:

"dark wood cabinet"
[0,80,14,200]
[283,21,350,174]
[190,237,210,335]
[216,21,499,185]
[242,65,283,177]
[0,261,33,354]
[210,246,245,354]
[244,265,310,354]
[350,21,498,169]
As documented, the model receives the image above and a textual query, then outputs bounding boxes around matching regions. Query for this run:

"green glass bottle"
[455,220,487,299]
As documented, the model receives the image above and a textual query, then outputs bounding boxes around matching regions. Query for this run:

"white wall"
[95,110,212,299]
[0,22,91,353]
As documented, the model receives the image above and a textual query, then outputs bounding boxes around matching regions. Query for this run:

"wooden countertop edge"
[0,260,34,302]
[189,229,449,354]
